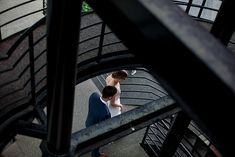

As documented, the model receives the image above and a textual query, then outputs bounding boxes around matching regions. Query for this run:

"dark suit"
[86,92,111,127]
[85,92,111,157]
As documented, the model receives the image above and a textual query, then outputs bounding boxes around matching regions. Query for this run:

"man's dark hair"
[102,86,117,98]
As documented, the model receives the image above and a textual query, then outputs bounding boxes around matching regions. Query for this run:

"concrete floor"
[0,79,148,157]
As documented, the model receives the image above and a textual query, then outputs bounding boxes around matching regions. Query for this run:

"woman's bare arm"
[110,94,123,111]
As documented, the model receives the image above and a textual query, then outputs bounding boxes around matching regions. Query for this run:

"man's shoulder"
[89,92,100,101]
[90,92,99,97]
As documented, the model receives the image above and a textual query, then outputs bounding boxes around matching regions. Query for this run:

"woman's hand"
[119,104,123,111]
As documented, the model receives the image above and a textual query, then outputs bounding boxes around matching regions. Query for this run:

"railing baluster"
[185,0,193,14]
[198,0,207,18]
[97,22,106,62]
[28,32,36,105]
[158,111,191,157]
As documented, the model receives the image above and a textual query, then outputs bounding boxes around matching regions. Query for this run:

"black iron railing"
[0,17,47,128]
[141,113,220,157]
[0,0,234,157]
[85,0,234,157]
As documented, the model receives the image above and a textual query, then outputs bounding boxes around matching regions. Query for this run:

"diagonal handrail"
[71,96,179,156]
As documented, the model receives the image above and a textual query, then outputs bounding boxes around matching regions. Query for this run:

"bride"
[105,70,128,117]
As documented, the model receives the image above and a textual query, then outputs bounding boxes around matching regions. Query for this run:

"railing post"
[42,0,47,15]
[185,0,193,14]
[28,32,36,105]
[97,22,106,62]
[158,111,191,157]
[141,125,150,144]
[198,0,207,18]
[43,0,82,156]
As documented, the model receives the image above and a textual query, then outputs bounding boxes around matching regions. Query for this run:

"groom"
[85,85,117,157]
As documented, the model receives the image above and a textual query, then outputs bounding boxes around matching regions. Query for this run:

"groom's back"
[85,92,110,127]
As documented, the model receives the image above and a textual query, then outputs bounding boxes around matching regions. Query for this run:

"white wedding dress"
[108,83,121,117]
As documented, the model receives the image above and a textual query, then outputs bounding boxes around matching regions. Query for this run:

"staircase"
[1,0,235,156]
